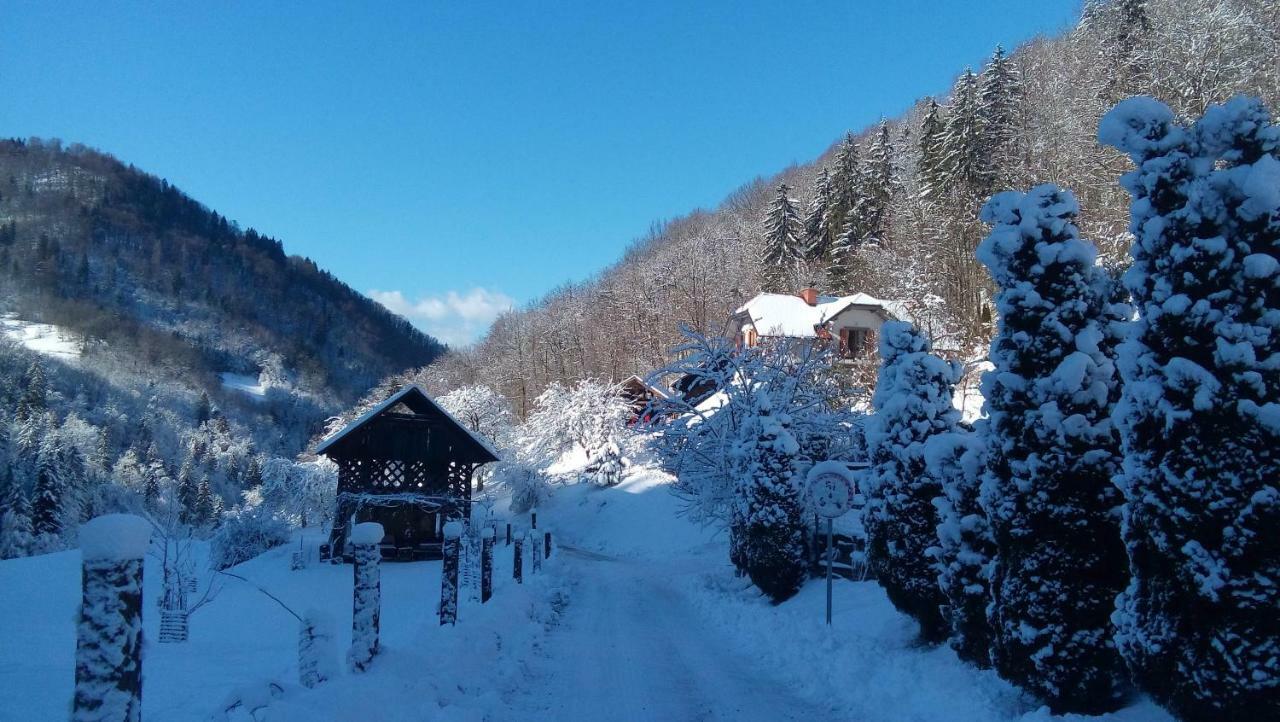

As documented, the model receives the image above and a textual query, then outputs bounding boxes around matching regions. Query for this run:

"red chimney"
[798,287,819,306]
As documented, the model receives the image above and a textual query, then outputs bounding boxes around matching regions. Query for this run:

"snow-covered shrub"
[586,440,629,487]
[517,379,632,472]
[208,505,291,570]
[976,185,1128,714]
[863,321,959,643]
[738,392,809,603]
[258,456,336,528]
[490,461,547,515]
[656,325,859,528]
[924,428,992,667]
[1100,96,1280,720]
[437,384,515,449]
[298,609,337,689]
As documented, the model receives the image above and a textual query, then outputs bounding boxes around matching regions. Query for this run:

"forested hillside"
[0,140,443,556]
[423,0,1279,417]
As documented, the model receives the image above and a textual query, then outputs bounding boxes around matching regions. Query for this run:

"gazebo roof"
[316,385,500,463]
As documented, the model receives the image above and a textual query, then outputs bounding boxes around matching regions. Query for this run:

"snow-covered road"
[515,547,833,722]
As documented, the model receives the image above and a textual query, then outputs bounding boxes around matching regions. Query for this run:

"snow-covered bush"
[208,505,291,570]
[489,461,547,515]
[518,379,632,472]
[655,326,859,601]
[1100,96,1280,720]
[259,456,336,528]
[656,325,859,528]
[976,184,1128,714]
[437,384,515,449]
[863,321,959,643]
[924,429,992,667]
[737,391,809,603]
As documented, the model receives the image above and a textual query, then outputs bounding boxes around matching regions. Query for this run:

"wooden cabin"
[317,385,500,561]
[618,375,668,423]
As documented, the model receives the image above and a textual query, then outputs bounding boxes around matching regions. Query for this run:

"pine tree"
[977,46,1022,190]
[194,477,215,528]
[1099,96,1280,720]
[941,69,985,195]
[194,391,212,424]
[860,120,899,247]
[16,361,47,420]
[32,435,65,538]
[759,183,806,292]
[177,461,198,525]
[917,99,947,201]
[864,321,960,642]
[925,428,994,667]
[976,184,1128,714]
[803,168,833,260]
[739,392,808,604]
[822,133,862,250]
[0,507,33,559]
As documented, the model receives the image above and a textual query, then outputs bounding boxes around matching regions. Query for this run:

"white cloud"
[368,287,515,347]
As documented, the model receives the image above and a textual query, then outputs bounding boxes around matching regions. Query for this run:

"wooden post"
[544,531,552,559]
[531,508,537,530]
[348,522,382,672]
[531,531,542,574]
[481,527,494,603]
[74,514,150,722]
[506,523,512,546]
[513,536,523,584]
[440,521,462,625]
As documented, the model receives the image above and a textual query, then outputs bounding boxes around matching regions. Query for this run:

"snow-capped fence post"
[531,531,542,574]
[73,514,151,722]
[544,531,552,559]
[347,522,382,672]
[513,536,523,584]
[439,520,462,625]
[298,609,336,688]
[481,527,494,603]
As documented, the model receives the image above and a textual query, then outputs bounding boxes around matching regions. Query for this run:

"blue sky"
[1,1,1078,345]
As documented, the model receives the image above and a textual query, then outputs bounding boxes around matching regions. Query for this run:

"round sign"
[806,461,857,518]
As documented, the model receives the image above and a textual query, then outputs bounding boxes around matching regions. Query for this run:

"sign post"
[806,461,860,626]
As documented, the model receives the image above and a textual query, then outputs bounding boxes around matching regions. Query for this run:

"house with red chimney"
[728,286,903,361]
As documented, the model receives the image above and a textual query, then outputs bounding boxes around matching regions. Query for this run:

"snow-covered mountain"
[0,138,445,458]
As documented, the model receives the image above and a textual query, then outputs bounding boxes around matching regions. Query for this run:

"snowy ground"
[0,314,82,359]
[0,462,1173,721]
[219,371,267,399]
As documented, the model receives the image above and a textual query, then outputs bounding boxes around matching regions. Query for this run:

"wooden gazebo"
[317,385,500,560]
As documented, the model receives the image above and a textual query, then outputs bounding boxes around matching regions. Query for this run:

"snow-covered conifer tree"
[760,183,806,292]
[32,435,65,540]
[16,360,47,420]
[925,429,993,667]
[860,120,899,246]
[863,321,960,642]
[1099,96,1279,720]
[803,168,833,260]
[977,46,1022,189]
[0,487,33,559]
[976,184,1128,714]
[941,69,985,194]
[917,99,948,201]
[738,391,808,604]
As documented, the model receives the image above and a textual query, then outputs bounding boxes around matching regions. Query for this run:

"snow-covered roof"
[316,385,501,462]
[620,375,670,399]
[734,292,901,338]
